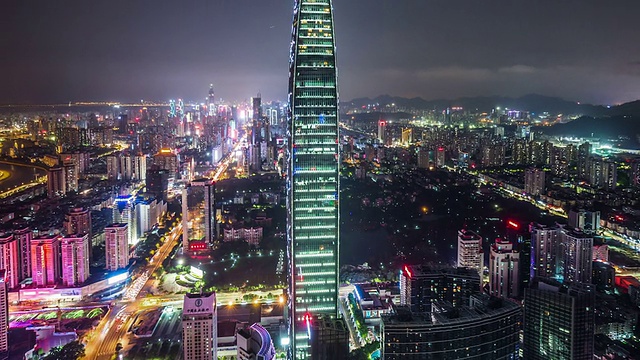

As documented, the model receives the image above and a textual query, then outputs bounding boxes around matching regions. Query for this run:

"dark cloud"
[1,0,639,104]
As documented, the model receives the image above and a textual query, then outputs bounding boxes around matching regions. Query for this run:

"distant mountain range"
[343,94,640,117]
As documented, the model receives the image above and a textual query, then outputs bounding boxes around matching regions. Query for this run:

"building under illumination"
[182,179,215,252]
[288,0,341,357]
[182,292,217,360]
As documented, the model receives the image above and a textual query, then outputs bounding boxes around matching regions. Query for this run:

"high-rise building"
[308,315,349,359]
[13,226,32,281]
[399,265,480,313]
[146,167,170,202]
[558,229,593,284]
[63,207,92,238]
[488,239,520,298]
[288,0,340,357]
[47,166,66,198]
[133,153,147,181]
[237,323,276,360]
[182,292,217,360]
[0,233,20,289]
[120,153,133,181]
[530,223,560,280]
[30,235,62,286]
[568,209,600,234]
[0,270,7,356]
[182,179,215,252]
[60,234,90,286]
[577,142,592,180]
[153,148,178,177]
[523,279,595,360]
[106,153,120,182]
[63,162,79,193]
[377,120,387,144]
[113,195,138,245]
[525,167,546,196]
[382,295,521,359]
[457,229,484,274]
[105,223,129,271]
[435,146,445,167]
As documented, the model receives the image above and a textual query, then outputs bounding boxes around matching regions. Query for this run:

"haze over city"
[2,0,640,104]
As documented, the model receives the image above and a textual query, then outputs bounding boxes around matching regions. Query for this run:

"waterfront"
[0,161,46,193]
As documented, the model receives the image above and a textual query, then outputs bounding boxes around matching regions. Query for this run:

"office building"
[60,234,90,286]
[523,279,595,360]
[0,233,20,289]
[0,270,7,355]
[31,235,62,286]
[308,315,349,359]
[400,265,481,313]
[182,292,217,360]
[382,295,521,359]
[13,226,32,281]
[288,0,340,357]
[525,167,546,196]
[113,195,138,245]
[457,229,484,274]
[105,223,129,271]
[153,148,178,177]
[237,323,276,360]
[182,179,215,251]
[146,167,170,202]
[489,239,520,298]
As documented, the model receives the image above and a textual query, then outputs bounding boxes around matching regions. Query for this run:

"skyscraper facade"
[182,292,217,360]
[0,233,20,289]
[0,270,7,355]
[105,223,129,271]
[457,229,484,274]
[524,279,595,359]
[60,234,90,286]
[288,0,340,357]
[489,239,520,298]
[30,235,62,286]
[182,179,215,252]
[13,226,32,281]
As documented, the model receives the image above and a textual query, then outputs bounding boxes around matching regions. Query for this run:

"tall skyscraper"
[13,226,32,281]
[524,279,595,360]
[60,234,90,286]
[530,223,560,280]
[30,235,62,286]
[457,229,484,275]
[182,179,215,252]
[488,239,520,298]
[0,270,7,356]
[182,292,217,360]
[288,0,340,357]
[0,233,20,289]
[105,223,129,271]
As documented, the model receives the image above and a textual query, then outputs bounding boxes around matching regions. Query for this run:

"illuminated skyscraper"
[60,234,90,286]
[105,223,129,271]
[0,270,7,355]
[288,0,340,357]
[182,292,217,360]
[182,179,215,252]
[30,235,62,286]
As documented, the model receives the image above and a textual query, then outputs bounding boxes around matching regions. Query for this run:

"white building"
[182,292,217,360]
[105,223,129,271]
[113,195,138,245]
[457,229,484,275]
[489,239,520,298]
[133,153,147,181]
[60,234,90,286]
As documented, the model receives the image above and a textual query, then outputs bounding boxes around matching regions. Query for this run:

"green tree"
[43,341,85,360]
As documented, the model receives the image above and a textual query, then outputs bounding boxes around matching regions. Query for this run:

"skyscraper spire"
[287,0,340,358]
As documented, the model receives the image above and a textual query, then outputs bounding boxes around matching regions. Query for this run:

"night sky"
[2,0,640,105]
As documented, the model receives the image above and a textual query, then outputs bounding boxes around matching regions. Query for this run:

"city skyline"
[2,1,640,105]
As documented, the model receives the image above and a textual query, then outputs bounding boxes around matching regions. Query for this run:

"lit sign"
[404,265,412,278]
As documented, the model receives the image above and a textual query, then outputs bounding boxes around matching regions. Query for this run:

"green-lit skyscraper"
[287,0,340,358]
